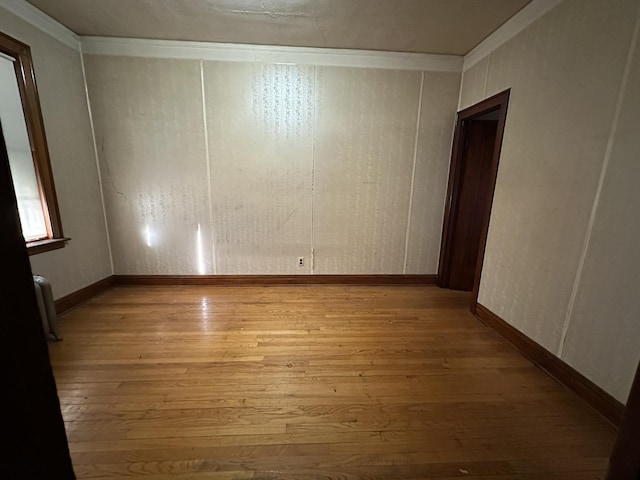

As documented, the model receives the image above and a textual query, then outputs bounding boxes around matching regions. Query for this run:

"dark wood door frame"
[607,358,640,479]
[437,89,510,311]
[0,122,75,478]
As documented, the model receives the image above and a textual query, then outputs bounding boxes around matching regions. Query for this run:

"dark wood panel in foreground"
[50,285,616,479]
[0,111,74,478]
[475,303,624,426]
[115,274,437,286]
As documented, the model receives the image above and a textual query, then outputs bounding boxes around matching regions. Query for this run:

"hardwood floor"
[49,285,616,479]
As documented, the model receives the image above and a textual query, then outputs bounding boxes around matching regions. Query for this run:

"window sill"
[27,237,70,256]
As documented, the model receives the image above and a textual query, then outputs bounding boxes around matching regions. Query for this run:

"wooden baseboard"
[54,276,116,315]
[475,303,624,426]
[53,275,436,314]
[114,274,437,286]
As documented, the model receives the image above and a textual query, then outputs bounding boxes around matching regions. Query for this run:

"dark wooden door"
[447,119,498,291]
[0,122,75,478]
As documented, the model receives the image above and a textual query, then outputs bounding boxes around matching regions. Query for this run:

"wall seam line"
[403,71,425,274]
[456,67,465,110]
[439,73,463,274]
[483,52,491,98]
[310,65,318,274]
[200,59,217,275]
[557,4,640,358]
[79,50,114,274]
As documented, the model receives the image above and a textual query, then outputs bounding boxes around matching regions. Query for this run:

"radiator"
[33,275,62,341]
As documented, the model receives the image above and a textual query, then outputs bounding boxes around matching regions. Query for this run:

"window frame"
[0,31,67,255]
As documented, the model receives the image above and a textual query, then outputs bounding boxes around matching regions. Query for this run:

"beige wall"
[205,61,314,274]
[9,0,638,406]
[0,7,112,299]
[561,34,640,404]
[461,0,640,403]
[84,54,460,275]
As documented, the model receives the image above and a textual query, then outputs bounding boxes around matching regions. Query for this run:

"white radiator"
[33,275,62,341]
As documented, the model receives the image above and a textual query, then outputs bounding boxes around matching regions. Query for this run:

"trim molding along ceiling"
[0,0,79,50]
[1,0,562,71]
[80,37,462,72]
[464,0,563,69]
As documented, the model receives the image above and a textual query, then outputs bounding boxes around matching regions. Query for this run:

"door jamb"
[437,89,510,312]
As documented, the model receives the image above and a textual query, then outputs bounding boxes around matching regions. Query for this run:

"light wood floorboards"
[49,285,616,479]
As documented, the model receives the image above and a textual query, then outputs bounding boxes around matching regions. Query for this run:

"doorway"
[438,90,510,304]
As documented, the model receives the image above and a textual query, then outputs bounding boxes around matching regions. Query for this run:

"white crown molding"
[464,0,563,71]
[0,0,80,51]
[81,37,463,72]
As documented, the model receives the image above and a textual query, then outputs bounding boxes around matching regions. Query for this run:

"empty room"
[1,0,639,478]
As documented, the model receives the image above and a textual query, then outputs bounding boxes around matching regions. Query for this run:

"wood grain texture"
[27,237,69,256]
[115,274,437,286]
[475,303,624,425]
[50,285,616,479]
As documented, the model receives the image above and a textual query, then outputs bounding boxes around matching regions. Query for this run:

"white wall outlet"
[297,257,304,266]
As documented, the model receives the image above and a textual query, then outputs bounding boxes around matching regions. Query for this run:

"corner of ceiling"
[4,0,566,73]
[0,0,80,50]
[463,0,564,72]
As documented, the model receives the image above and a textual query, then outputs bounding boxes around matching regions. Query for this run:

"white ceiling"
[24,0,533,55]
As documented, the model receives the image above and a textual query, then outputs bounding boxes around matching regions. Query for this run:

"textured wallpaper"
[204,62,314,274]
[405,72,461,274]
[313,67,420,274]
[85,56,212,275]
[0,7,112,299]
[463,0,640,402]
[561,37,640,403]
[458,56,489,111]
[5,0,637,407]
[86,56,460,275]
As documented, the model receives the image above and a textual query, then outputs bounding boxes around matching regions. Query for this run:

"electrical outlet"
[297,257,304,266]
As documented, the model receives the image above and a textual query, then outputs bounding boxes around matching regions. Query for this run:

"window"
[0,32,66,255]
